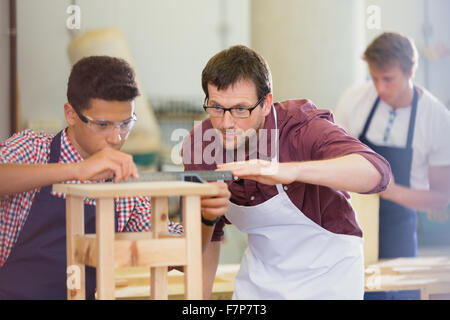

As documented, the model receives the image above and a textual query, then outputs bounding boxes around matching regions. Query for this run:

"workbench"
[56,180,450,300]
[115,264,238,300]
[364,256,450,299]
[115,257,450,300]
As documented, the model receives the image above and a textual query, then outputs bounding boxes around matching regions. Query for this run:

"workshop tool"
[120,170,233,184]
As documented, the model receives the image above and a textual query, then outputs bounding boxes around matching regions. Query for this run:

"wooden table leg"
[95,198,115,300]
[66,195,85,300]
[182,195,203,300]
[150,196,169,300]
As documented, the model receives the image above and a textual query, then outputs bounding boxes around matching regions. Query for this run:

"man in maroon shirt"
[183,45,391,299]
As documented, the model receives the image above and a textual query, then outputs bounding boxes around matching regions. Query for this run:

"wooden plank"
[53,181,218,198]
[114,264,239,300]
[81,231,179,241]
[151,197,169,234]
[115,232,152,241]
[74,235,97,267]
[66,195,86,300]
[151,197,169,300]
[372,256,450,269]
[118,238,186,268]
[95,198,115,300]
[364,268,450,300]
[151,268,168,300]
[74,236,186,268]
[182,195,203,299]
[366,257,450,277]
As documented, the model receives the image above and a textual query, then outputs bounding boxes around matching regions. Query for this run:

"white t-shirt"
[334,82,450,191]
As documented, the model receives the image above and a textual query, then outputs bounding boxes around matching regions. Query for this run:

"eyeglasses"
[203,95,267,119]
[74,108,137,137]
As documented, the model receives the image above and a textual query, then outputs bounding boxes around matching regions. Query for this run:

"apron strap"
[276,184,285,194]
[360,97,380,140]
[406,87,419,149]
[49,131,63,164]
[271,104,279,163]
[40,131,63,194]
[360,86,419,148]
[270,104,285,195]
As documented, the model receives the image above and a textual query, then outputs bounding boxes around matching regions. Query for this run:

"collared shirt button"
[250,196,255,201]
[283,186,288,191]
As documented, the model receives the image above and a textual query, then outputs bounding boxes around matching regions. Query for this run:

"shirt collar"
[59,127,84,163]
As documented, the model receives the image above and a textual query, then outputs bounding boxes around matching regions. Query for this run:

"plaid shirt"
[0,128,183,266]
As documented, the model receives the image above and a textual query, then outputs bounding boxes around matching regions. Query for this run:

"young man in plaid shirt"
[0,56,230,299]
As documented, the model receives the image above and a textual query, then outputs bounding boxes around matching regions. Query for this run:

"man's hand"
[217,160,297,185]
[201,182,231,221]
[199,181,230,257]
[74,147,139,183]
[217,154,383,193]
[0,154,136,196]
[378,168,450,213]
[426,208,450,223]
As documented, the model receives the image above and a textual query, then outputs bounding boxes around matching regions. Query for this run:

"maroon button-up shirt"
[183,99,391,241]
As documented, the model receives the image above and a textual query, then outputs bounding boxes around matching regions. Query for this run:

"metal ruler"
[118,170,233,184]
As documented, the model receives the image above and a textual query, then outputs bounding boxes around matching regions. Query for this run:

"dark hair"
[67,55,140,111]
[363,32,418,75]
[201,45,272,100]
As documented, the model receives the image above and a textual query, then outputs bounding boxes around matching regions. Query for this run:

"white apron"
[225,106,364,300]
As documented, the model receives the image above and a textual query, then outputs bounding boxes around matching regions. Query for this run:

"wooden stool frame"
[53,181,217,300]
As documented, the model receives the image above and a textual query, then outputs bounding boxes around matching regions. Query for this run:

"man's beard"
[219,117,264,152]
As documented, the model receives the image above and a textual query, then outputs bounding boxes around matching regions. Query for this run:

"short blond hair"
[363,32,418,75]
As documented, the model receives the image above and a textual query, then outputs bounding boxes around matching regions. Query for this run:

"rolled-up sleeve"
[299,116,391,194]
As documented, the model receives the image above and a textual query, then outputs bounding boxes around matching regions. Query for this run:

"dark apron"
[0,131,118,299]
[359,87,419,259]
